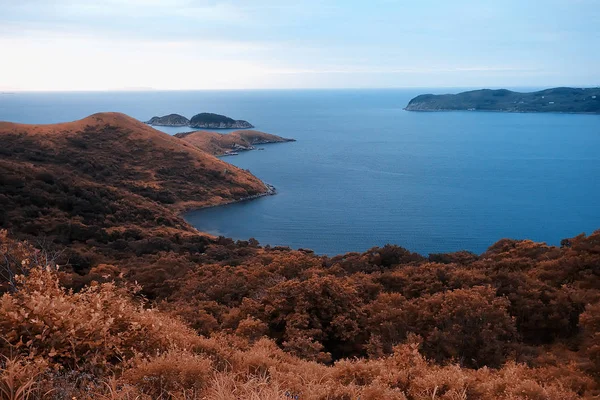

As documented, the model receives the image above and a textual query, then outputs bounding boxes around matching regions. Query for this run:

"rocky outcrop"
[175,130,295,156]
[189,113,254,129]
[196,183,277,210]
[145,114,190,126]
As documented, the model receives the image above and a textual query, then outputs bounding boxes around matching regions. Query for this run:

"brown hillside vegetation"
[176,129,295,156]
[0,113,267,212]
[1,232,599,399]
[0,113,268,276]
[1,114,600,398]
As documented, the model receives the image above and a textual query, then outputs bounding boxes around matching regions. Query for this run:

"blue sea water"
[1,89,599,256]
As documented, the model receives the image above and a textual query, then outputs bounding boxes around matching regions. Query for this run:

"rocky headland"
[175,129,295,156]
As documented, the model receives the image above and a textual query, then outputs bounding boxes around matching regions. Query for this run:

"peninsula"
[175,129,295,156]
[405,87,600,114]
[145,112,254,129]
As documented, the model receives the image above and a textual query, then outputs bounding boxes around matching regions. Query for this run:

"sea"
[1,89,599,256]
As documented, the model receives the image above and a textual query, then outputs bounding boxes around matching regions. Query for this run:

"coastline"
[217,139,296,157]
[177,182,276,216]
[403,108,600,115]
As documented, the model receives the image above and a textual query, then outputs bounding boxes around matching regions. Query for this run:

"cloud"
[0,0,255,41]
[0,0,596,89]
[270,66,539,75]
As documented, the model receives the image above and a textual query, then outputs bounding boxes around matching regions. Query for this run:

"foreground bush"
[0,237,598,399]
[0,268,200,374]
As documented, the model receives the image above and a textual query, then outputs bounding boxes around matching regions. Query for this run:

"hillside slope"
[176,129,295,155]
[0,113,269,274]
[405,87,600,113]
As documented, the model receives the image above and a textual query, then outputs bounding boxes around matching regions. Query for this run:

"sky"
[0,0,598,91]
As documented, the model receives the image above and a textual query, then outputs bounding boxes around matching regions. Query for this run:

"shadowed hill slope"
[0,112,267,211]
[176,129,295,155]
[0,113,269,274]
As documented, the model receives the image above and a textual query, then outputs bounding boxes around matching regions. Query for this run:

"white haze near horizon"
[0,0,598,91]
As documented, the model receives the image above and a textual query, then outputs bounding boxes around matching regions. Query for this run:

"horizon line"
[3,84,600,93]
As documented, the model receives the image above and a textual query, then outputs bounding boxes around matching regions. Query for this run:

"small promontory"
[189,113,254,129]
[175,129,295,156]
[405,87,600,114]
[145,113,190,126]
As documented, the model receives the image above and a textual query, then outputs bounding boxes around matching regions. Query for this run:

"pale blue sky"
[0,0,598,90]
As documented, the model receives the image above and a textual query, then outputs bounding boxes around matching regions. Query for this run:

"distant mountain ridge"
[146,112,254,129]
[405,87,600,114]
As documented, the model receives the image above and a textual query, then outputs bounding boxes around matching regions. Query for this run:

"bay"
[2,89,599,255]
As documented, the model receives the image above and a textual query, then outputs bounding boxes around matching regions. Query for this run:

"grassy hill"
[0,113,268,278]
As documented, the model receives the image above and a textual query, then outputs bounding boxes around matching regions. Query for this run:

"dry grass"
[0,356,47,400]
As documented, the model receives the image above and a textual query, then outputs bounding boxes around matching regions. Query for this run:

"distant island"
[190,113,254,129]
[146,113,190,126]
[175,129,295,156]
[145,112,254,129]
[405,87,600,114]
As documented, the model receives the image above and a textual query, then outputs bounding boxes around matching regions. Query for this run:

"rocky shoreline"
[231,182,277,203]
[220,139,296,156]
[186,183,276,213]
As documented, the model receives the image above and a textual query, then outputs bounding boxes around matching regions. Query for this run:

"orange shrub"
[0,268,198,373]
[124,350,212,399]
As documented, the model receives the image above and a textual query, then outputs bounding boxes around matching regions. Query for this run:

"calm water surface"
[2,89,599,255]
